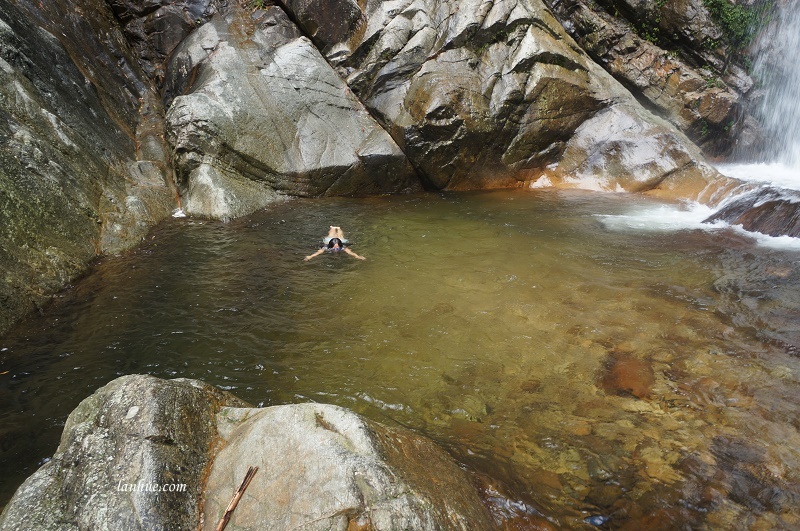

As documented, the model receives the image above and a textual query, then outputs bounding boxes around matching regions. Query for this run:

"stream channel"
[2,188,800,528]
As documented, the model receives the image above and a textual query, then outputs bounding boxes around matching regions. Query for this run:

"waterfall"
[580,2,800,240]
[706,0,800,238]
[750,0,800,169]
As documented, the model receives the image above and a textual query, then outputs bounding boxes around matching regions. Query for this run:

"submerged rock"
[163,5,421,220]
[710,436,794,513]
[0,376,495,530]
[598,350,655,399]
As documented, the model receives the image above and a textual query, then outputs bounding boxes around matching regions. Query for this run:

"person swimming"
[304,226,366,261]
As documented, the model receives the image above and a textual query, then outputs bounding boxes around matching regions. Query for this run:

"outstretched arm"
[344,248,366,260]
[304,249,325,261]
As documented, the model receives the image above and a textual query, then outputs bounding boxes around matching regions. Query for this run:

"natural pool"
[2,189,800,528]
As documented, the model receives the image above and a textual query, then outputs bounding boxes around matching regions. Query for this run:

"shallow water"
[2,189,800,528]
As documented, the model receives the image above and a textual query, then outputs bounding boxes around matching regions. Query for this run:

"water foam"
[598,197,800,250]
[716,162,800,191]
[596,201,720,232]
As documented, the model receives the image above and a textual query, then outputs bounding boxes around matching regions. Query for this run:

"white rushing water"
[602,1,800,245]
[750,0,800,169]
[716,162,800,191]
[597,199,800,250]
[718,0,800,192]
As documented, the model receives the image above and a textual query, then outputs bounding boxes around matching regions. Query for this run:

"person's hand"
[303,255,313,261]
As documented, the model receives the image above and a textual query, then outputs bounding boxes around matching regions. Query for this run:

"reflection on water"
[2,190,800,528]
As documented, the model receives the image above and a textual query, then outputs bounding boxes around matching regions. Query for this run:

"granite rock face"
[0,376,496,531]
[0,0,175,335]
[0,375,248,531]
[205,403,497,530]
[547,0,754,156]
[107,0,223,83]
[537,103,740,200]
[163,5,421,219]
[281,0,727,195]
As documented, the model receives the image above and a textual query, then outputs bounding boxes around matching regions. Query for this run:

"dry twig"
[215,466,259,531]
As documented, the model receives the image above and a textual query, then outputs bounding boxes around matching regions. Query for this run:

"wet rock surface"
[0,0,174,335]
[704,187,800,237]
[163,4,420,219]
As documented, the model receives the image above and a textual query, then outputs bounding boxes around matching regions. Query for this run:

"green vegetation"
[723,118,734,133]
[639,24,660,44]
[705,74,724,88]
[636,0,669,45]
[702,0,772,50]
[699,118,710,137]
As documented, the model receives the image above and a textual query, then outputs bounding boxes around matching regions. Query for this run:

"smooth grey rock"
[0,0,175,335]
[0,375,248,531]
[164,5,420,220]
[535,103,739,200]
[204,403,497,530]
[0,377,496,531]
[289,0,727,196]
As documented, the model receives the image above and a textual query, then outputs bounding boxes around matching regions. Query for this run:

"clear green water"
[2,190,800,528]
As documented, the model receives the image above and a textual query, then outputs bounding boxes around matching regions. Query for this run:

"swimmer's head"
[327,237,343,250]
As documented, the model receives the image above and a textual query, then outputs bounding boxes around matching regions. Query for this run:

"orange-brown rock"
[599,351,655,399]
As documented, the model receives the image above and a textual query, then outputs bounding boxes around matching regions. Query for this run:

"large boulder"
[205,404,497,530]
[0,375,248,531]
[534,103,741,201]
[163,5,421,220]
[0,376,496,530]
[282,0,730,196]
[0,0,175,335]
